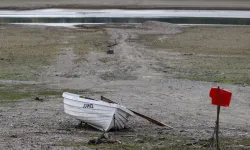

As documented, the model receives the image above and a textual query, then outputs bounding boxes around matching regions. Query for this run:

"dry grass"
[142,26,250,55]
[71,30,108,56]
[0,25,108,80]
[140,26,250,85]
[0,25,61,80]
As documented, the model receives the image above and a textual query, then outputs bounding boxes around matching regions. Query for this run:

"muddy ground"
[1,0,250,10]
[0,23,250,150]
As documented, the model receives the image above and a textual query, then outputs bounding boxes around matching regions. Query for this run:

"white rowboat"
[62,92,134,132]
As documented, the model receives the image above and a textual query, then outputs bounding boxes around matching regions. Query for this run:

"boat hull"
[63,92,134,131]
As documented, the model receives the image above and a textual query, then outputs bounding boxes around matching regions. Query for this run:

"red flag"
[209,88,232,107]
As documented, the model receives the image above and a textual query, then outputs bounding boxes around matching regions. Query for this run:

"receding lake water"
[1,17,250,25]
[1,9,250,25]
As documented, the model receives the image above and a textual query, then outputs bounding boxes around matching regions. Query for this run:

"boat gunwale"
[63,92,134,116]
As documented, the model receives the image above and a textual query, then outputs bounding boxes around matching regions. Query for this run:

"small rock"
[107,50,114,54]
[65,128,71,131]
[32,72,40,76]
[159,137,165,140]
[73,74,79,78]
[182,53,194,56]
[88,137,107,145]
[10,135,17,138]
[205,130,212,133]
[88,139,98,145]
[134,138,144,143]
[35,97,44,102]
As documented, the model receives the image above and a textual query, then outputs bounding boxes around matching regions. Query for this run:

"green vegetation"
[0,90,31,103]
[173,56,250,85]
[0,84,104,104]
[140,26,250,85]
[0,84,32,103]
[38,88,104,97]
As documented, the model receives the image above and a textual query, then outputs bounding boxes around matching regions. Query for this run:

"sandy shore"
[1,0,250,10]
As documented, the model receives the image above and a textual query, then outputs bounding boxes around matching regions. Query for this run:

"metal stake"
[216,105,221,150]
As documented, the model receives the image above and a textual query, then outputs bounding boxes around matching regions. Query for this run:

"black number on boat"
[83,104,94,109]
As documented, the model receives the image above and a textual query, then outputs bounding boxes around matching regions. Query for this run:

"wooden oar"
[101,96,173,129]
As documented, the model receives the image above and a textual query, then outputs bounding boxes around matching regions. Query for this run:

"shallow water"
[1,17,250,25]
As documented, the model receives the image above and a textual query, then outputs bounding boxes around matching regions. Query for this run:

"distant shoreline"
[1,4,250,11]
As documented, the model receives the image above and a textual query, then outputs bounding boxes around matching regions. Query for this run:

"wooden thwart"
[101,96,173,129]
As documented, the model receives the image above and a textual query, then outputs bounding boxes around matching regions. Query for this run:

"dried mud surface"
[0,22,250,149]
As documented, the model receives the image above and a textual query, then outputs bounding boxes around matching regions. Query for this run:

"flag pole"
[209,86,232,149]
[216,86,221,150]
[216,105,221,150]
